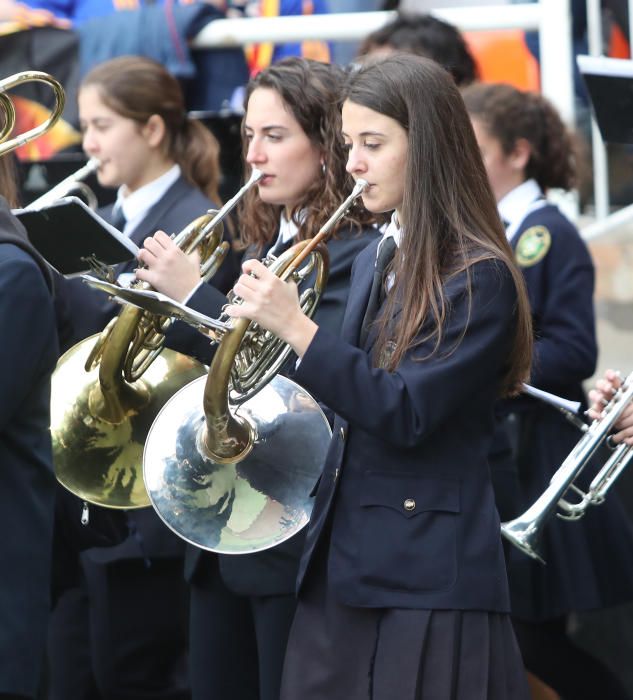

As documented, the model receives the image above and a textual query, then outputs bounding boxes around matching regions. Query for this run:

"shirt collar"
[497,179,546,241]
[378,210,403,256]
[278,211,301,244]
[114,164,181,236]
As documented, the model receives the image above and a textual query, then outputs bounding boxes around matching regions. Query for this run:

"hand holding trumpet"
[588,369,633,444]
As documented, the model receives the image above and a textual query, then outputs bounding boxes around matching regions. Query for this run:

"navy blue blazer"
[0,200,58,696]
[511,204,596,403]
[185,225,381,596]
[290,242,518,611]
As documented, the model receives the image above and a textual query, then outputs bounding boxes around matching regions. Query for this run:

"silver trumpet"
[501,374,633,563]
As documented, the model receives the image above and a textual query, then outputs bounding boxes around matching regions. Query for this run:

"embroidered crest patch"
[515,226,551,267]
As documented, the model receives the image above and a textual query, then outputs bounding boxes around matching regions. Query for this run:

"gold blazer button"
[403,498,416,512]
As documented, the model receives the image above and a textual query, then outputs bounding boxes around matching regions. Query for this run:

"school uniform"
[49,166,234,700]
[495,180,633,619]
[277,221,529,700]
[0,198,58,698]
[493,180,633,699]
[184,217,381,700]
[58,167,235,360]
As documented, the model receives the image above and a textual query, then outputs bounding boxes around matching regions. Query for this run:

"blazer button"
[339,427,346,440]
[403,498,416,512]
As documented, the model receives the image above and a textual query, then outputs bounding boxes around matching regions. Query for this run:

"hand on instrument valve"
[225,258,317,358]
[136,230,201,303]
[588,369,633,445]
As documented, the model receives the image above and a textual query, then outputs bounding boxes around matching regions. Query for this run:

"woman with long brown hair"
[137,57,381,700]
[228,54,533,699]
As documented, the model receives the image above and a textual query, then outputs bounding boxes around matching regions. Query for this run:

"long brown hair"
[238,57,377,253]
[80,56,221,203]
[0,157,18,209]
[461,82,576,192]
[344,55,532,396]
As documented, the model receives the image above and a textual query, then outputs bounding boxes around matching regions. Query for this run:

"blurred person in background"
[464,81,633,700]
[358,11,478,86]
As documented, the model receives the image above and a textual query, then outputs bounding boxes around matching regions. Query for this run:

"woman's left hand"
[225,258,317,357]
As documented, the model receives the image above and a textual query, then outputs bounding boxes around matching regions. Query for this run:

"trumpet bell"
[51,334,207,508]
[500,518,545,564]
[143,374,331,553]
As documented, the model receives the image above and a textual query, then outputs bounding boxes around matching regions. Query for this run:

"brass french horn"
[139,179,368,553]
[51,170,264,509]
[0,71,66,154]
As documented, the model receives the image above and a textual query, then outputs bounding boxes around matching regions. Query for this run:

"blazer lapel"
[127,177,191,247]
[366,298,402,355]
[340,243,377,346]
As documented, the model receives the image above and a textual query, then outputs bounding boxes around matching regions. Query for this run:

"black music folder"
[577,55,633,145]
[13,196,138,276]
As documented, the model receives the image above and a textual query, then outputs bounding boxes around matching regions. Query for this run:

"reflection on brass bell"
[403,498,416,512]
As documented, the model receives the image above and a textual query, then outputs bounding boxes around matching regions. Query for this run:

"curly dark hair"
[359,13,478,87]
[462,82,577,192]
[237,57,377,253]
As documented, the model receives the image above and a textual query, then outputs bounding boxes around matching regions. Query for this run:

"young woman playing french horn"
[224,54,534,700]
[49,56,235,700]
[138,57,381,700]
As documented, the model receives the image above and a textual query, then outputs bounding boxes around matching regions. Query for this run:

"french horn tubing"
[140,179,368,553]
[0,71,65,156]
[51,171,263,509]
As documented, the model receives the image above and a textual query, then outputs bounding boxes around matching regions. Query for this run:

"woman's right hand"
[136,230,201,303]
[226,258,318,358]
[588,369,633,445]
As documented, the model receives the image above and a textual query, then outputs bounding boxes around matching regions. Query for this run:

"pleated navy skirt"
[280,553,529,700]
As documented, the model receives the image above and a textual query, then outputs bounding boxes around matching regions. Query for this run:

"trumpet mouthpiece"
[355,178,369,192]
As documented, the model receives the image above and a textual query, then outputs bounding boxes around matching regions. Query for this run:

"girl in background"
[50,56,234,700]
[463,81,633,700]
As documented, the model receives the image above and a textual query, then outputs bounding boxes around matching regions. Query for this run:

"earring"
[321,161,326,175]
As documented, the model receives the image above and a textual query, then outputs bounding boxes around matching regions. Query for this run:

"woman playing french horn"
[138,57,380,700]
[226,54,534,700]
[49,56,235,700]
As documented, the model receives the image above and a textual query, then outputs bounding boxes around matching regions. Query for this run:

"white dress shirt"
[497,179,546,242]
[113,164,181,238]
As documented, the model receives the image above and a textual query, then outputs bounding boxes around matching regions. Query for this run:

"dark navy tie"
[359,237,397,346]
[111,205,126,232]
